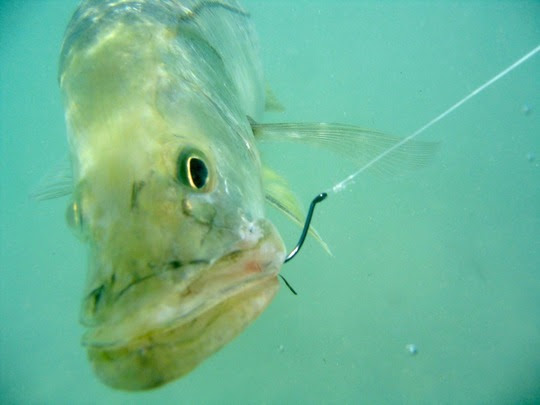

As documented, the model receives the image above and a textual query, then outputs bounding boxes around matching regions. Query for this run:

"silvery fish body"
[59,0,285,390]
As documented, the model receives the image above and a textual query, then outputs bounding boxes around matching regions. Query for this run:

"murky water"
[1,1,538,403]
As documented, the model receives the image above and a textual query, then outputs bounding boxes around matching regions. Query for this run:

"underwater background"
[1,0,539,403]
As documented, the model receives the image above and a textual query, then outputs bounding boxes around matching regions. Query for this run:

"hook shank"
[284,192,327,263]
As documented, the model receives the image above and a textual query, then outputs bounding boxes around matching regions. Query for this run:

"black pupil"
[188,157,208,189]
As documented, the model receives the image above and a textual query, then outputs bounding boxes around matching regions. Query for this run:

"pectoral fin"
[30,158,73,200]
[252,121,438,175]
[262,166,331,255]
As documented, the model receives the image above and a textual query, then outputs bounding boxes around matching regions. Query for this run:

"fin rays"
[30,159,73,200]
[252,122,438,176]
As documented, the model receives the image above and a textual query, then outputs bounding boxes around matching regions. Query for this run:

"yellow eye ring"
[176,148,211,191]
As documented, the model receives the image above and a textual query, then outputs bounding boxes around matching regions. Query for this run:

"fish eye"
[66,200,83,236]
[176,149,211,190]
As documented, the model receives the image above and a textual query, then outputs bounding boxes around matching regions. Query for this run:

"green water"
[1,1,539,403]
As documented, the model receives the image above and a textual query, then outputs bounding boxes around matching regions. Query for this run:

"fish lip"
[82,220,285,349]
[112,258,211,302]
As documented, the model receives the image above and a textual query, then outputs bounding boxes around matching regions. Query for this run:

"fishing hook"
[285,192,328,263]
[279,192,328,295]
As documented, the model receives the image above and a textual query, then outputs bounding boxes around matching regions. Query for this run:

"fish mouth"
[82,219,285,390]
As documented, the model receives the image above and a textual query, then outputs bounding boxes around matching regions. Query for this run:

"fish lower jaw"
[83,228,285,391]
[86,275,279,391]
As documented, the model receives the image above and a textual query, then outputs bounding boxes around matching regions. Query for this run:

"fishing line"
[281,45,538,294]
[328,44,540,194]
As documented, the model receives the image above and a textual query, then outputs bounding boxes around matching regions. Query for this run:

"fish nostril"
[169,260,182,269]
[130,181,146,210]
[87,284,105,315]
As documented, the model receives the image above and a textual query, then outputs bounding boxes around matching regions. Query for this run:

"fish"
[57,0,435,390]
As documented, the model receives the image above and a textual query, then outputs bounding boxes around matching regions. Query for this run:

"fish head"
[64,77,285,390]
